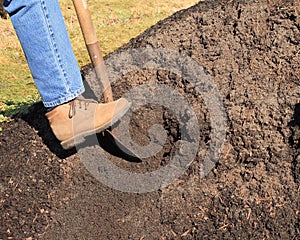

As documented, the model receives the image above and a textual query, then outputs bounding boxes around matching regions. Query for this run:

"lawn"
[0,0,199,121]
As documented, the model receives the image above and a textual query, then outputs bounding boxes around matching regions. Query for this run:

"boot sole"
[60,102,131,150]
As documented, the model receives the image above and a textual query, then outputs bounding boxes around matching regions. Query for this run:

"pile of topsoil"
[0,0,299,239]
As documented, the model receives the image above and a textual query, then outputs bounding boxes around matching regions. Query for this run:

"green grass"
[0,0,199,121]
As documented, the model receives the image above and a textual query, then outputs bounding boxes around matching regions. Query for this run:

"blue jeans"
[3,0,85,107]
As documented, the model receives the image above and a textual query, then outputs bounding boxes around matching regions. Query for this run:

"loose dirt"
[0,0,299,239]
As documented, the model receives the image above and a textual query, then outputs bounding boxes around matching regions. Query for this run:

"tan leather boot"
[45,96,131,149]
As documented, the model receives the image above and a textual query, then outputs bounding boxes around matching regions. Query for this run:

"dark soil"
[1,0,299,239]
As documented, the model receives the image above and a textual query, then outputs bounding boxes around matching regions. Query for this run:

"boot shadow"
[21,101,76,159]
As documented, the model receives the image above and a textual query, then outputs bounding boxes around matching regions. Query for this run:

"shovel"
[72,0,140,162]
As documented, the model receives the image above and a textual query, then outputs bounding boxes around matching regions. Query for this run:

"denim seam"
[40,0,70,93]
[43,85,85,107]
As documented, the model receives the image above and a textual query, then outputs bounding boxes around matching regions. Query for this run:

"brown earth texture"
[1,0,300,239]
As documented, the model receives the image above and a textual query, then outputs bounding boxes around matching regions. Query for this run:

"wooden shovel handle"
[72,0,113,103]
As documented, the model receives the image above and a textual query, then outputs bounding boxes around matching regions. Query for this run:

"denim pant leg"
[3,0,85,107]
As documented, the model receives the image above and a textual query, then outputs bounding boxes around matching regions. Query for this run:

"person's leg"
[3,0,131,149]
[3,0,84,107]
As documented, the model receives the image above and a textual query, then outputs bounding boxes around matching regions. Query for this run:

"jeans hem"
[43,85,85,107]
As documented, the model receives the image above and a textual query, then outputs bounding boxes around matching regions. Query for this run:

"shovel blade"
[97,129,142,163]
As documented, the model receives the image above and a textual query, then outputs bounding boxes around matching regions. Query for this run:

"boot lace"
[68,96,98,118]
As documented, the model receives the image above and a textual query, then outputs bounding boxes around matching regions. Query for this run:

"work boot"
[45,96,131,150]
